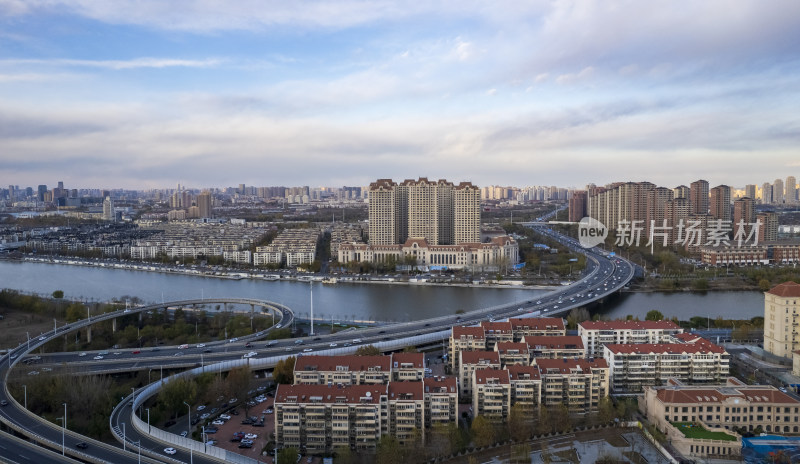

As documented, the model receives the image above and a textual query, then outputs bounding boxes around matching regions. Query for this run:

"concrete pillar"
[112,318,117,333]
[86,326,92,343]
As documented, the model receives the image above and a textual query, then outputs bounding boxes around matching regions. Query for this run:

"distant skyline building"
[568,190,587,222]
[672,185,689,199]
[762,182,773,204]
[689,179,709,215]
[745,184,757,200]
[733,197,755,238]
[197,190,213,218]
[757,212,779,243]
[787,176,797,203]
[367,178,480,246]
[773,178,785,204]
[102,196,114,221]
[709,185,731,222]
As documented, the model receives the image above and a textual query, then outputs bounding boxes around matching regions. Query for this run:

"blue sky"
[1,0,799,190]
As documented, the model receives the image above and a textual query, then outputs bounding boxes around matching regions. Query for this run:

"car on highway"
[132,350,141,354]
[164,447,177,455]
[196,343,206,348]
[329,343,337,347]
[267,340,277,346]
[0,400,8,407]
[79,352,87,357]
[303,348,313,352]
[180,431,188,437]
[93,355,104,360]
[75,442,89,449]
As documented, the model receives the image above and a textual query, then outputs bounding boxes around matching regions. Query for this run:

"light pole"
[22,384,26,409]
[26,332,29,350]
[146,408,151,433]
[131,387,136,406]
[183,401,191,437]
[133,440,141,464]
[122,422,126,451]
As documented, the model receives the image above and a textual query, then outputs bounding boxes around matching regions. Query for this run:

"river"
[0,261,765,322]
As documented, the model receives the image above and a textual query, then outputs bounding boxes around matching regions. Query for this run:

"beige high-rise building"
[774,178,785,204]
[690,179,709,215]
[645,187,674,242]
[745,184,757,201]
[196,190,212,218]
[368,178,479,246]
[764,281,800,358]
[673,185,690,199]
[102,196,114,221]
[787,176,797,203]
[761,182,773,204]
[757,212,778,243]
[709,185,731,222]
[666,198,691,245]
[733,197,755,238]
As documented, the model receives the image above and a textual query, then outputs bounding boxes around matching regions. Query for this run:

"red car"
[132,350,141,354]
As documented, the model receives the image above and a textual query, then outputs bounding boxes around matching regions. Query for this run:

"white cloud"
[555,66,595,85]
[485,88,496,96]
[0,57,222,70]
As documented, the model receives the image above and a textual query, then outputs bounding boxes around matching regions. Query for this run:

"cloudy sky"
[1,1,799,190]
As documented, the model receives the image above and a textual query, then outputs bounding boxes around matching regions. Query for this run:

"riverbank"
[0,255,558,292]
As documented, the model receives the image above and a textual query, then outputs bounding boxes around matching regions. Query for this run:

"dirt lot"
[0,307,65,349]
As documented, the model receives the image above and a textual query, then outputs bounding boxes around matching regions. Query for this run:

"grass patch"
[671,422,737,441]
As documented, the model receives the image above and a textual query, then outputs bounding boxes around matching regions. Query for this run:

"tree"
[552,404,572,433]
[226,366,253,403]
[160,377,197,417]
[759,279,772,292]
[355,345,381,356]
[471,415,496,448]
[52,290,64,299]
[598,396,615,424]
[508,403,533,442]
[273,356,296,384]
[376,434,404,464]
[65,303,85,322]
[277,447,299,464]
[645,309,664,321]
[535,405,551,435]
[566,307,591,330]
[693,278,709,291]
[333,446,356,464]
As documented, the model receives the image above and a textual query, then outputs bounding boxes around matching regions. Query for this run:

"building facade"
[764,281,800,358]
[578,320,684,358]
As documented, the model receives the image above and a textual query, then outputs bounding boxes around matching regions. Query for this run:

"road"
[0,215,636,463]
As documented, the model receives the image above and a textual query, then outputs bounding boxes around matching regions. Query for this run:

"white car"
[164,447,177,455]
[329,343,337,347]
[93,355,104,360]
[212,420,225,426]
[197,405,206,411]
[196,343,206,348]
[79,352,87,357]
[303,348,313,352]
[219,414,231,420]
[245,433,258,439]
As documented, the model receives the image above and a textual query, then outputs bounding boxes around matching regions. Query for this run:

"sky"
[1,0,800,191]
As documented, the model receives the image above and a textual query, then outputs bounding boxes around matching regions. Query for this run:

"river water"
[0,261,764,322]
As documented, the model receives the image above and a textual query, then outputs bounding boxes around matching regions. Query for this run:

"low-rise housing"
[459,351,501,397]
[494,342,531,367]
[524,335,585,359]
[533,358,610,410]
[294,355,391,385]
[472,369,511,422]
[508,317,566,340]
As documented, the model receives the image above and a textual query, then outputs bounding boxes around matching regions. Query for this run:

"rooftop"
[767,281,800,298]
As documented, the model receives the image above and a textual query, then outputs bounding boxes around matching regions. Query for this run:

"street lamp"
[57,402,67,456]
[183,401,191,437]
[146,408,151,434]
[22,384,26,409]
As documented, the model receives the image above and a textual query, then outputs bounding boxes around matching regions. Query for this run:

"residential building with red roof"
[764,281,800,358]
[604,342,729,392]
[293,355,392,385]
[388,381,426,445]
[507,365,542,408]
[423,376,458,427]
[449,325,486,370]
[524,335,585,359]
[459,350,501,397]
[480,321,514,349]
[493,341,531,366]
[472,369,511,421]
[508,317,566,340]
[533,358,609,410]
[578,319,684,358]
[391,352,425,381]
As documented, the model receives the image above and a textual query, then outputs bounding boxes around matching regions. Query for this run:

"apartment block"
[764,281,800,358]
[423,377,459,427]
[533,358,610,410]
[449,326,486,370]
[493,342,531,367]
[507,365,542,409]
[756,212,779,243]
[472,369,512,422]
[294,355,391,385]
[508,317,566,340]
[604,338,729,392]
[481,321,514,350]
[578,320,684,358]
[274,384,386,453]
[367,177,480,246]
[524,335,585,359]
[709,185,732,222]
[391,352,426,382]
[690,179,710,215]
[388,382,426,445]
[459,351,501,397]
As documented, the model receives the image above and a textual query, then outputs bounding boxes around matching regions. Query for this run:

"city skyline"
[1,2,799,189]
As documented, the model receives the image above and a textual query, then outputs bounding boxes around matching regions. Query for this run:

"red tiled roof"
[507,365,541,381]
[460,350,501,364]
[294,355,391,373]
[423,376,457,393]
[480,321,513,333]
[388,381,424,400]
[495,342,529,354]
[391,352,424,368]
[604,342,725,355]
[579,320,682,331]
[452,326,485,339]
[534,357,608,373]
[524,335,584,350]
[508,317,565,331]
[275,383,387,404]
[474,368,510,385]
[768,281,800,298]
[655,386,799,405]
